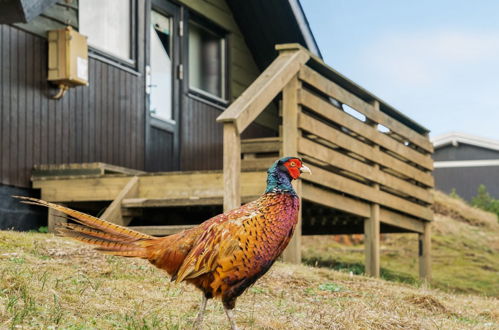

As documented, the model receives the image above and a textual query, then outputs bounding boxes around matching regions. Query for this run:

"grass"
[303,190,499,297]
[0,229,498,329]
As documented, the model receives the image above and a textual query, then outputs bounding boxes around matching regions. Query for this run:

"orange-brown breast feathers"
[174,193,300,298]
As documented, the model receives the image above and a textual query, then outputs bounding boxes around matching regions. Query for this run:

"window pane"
[149,11,173,121]
[189,22,225,98]
[79,0,131,60]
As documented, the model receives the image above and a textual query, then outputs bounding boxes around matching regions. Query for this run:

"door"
[146,0,181,171]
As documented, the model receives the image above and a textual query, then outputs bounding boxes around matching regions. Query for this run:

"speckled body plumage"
[18,157,309,329]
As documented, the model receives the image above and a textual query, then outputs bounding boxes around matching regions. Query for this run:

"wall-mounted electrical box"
[48,26,89,87]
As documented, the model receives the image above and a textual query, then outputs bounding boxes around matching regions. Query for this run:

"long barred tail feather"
[14,196,157,258]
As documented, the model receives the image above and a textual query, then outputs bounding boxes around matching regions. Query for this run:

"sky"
[300,1,499,140]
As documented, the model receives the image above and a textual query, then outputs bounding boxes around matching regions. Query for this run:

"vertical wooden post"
[48,204,66,233]
[281,75,302,263]
[365,100,381,277]
[419,221,432,281]
[364,203,380,277]
[223,122,241,212]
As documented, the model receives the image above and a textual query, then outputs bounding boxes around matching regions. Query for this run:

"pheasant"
[17,156,311,329]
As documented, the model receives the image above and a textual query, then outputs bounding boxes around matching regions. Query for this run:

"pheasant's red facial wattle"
[283,159,302,179]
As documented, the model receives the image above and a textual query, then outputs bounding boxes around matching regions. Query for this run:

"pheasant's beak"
[299,165,312,175]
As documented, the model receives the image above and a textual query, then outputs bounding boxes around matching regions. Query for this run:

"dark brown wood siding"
[0,25,146,188]
[179,96,276,171]
[146,127,175,172]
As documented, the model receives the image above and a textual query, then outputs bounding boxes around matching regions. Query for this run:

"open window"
[79,0,134,64]
[188,19,227,102]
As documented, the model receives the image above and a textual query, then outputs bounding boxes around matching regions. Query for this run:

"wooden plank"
[299,113,434,187]
[223,123,241,211]
[128,225,195,236]
[379,208,425,233]
[122,195,260,208]
[298,138,433,203]
[364,203,380,277]
[281,76,301,264]
[100,176,139,226]
[48,204,67,233]
[33,176,132,201]
[217,47,310,133]
[419,222,432,281]
[303,164,433,220]
[302,183,370,218]
[241,137,281,153]
[101,163,146,175]
[242,157,275,171]
[299,66,433,153]
[299,90,433,170]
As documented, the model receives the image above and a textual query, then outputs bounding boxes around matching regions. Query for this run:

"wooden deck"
[32,43,434,281]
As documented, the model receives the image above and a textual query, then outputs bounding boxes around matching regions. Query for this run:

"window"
[79,0,132,61]
[188,20,226,100]
[149,10,173,121]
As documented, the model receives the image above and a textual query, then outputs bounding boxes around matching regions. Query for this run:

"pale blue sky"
[300,1,499,140]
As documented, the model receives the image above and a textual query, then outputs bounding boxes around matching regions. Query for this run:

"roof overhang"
[432,132,499,151]
[227,0,321,71]
[0,0,57,24]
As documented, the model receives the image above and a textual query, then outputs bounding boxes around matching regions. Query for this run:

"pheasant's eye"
[289,161,296,167]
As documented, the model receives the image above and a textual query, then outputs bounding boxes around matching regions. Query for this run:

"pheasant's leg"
[193,295,208,329]
[224,307,239,330]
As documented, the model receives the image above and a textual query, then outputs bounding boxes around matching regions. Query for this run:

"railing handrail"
[216,43,310,134]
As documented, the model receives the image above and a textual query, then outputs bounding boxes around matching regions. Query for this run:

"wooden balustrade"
[216,43,433,280]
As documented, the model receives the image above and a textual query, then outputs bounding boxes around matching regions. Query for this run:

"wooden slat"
[298,138,433,203]
[241,137,281,153]
[128,225,195,236]
[299,90,433,170]
[100,176,139,226]
[242,157,275,171]
[299,113,434,187]
[299,66,433,153]
[303,165,433,220]
[379,208,425,233]
[217,47,310,133]
[302,183,370,218]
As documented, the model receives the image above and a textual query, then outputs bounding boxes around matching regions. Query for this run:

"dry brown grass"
[0,231,498,329]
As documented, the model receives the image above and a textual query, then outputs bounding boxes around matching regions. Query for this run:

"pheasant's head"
[265,157,311,194]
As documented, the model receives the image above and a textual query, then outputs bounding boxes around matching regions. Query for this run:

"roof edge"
[432,132,499,152]
[288,0,322,58]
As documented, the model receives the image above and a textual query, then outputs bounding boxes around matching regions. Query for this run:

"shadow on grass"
[303,257,420,286]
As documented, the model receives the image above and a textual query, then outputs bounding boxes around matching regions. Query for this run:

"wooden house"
[0,0,434,279]
[433,132,499,201]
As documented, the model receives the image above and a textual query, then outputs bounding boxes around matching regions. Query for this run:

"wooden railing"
[216,45,310,211]
[217,44,433,278]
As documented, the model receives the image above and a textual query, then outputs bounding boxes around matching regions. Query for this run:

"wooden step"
[128,225,195,236]
[122,195,259,208]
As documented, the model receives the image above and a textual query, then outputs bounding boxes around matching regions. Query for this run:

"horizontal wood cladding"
[0,25,145,188]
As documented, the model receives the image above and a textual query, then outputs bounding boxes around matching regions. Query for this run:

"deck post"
[364,203,380,277]
[281,75,302,263]
[101,176,139,226]
[364,100,381,277]
[419,221,432,281]
[223,122,241,212]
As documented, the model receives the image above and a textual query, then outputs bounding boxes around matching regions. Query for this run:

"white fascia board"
[432,131,499,152]
[434,159,499,168]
